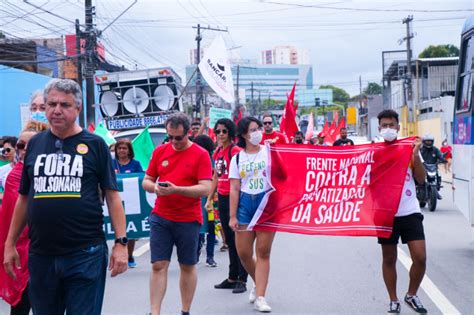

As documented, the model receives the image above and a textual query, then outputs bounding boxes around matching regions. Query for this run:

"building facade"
[259,45,311,65]
[185,63,313,103]
[383,57,459,138]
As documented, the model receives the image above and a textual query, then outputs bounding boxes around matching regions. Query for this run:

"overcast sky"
[1,0,472,96]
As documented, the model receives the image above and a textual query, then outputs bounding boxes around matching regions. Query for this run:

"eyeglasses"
[168,134,186,141]
[16,142,26,150]
[55,139,64,161]
[215,129,228,135]
[263,121,273,125]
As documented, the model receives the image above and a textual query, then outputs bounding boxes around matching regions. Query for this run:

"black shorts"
[378,213,425,245]
[149,213,201,265]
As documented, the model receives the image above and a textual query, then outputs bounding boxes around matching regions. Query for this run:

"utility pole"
[234,65,257,112]
[358,75,362,135]
[75,19,84,127]
[251,81,254,116]
[403,15,414,122]
[192,24,228,118]
[84,0,97,126]
[235,64,240,108]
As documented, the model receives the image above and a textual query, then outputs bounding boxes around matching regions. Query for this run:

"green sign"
[103,173,153,240]
[209,107,233,128]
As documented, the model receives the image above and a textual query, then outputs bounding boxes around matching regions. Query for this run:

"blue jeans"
[28,243,108,315]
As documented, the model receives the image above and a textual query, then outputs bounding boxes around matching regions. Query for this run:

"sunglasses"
[16,142,26,150]
[263,121,273,125]
[2,147,12,153]
[168,134,186,141]
[215,129,228,135]
[55,139,65,161]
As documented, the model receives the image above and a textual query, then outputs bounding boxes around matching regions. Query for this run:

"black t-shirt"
[333,138,355,146]
[19,129,118,255]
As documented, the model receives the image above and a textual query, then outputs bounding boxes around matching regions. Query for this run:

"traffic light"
[314,97,321,107]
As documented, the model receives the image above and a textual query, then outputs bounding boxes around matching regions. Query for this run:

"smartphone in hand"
[157,182,169,187]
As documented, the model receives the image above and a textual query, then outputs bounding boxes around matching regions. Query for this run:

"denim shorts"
[149,213,201,265]
[237,191,267,225]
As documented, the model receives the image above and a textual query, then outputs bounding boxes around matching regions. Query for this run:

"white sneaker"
[249,286,256,303]
[254,296,272,313]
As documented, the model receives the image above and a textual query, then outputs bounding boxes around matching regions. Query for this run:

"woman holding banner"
[113,139,143,268]
[229,117,274,313]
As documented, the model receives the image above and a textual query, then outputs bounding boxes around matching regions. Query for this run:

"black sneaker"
[206,257,217,267]
[232,281,247,294]
[387,301,401,314]
[214,279,237,289]
[404,295,427,314]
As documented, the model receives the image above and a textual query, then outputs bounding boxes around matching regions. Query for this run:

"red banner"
[249,138,415,238]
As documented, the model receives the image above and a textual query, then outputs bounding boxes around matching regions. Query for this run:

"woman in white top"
[229,117,274,313]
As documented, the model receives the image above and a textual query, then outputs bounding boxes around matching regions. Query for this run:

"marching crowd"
[0,78,436,315]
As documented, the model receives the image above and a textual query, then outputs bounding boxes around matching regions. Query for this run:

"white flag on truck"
[198,35,235,103]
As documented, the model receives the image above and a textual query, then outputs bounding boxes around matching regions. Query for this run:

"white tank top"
[395,166,421,217]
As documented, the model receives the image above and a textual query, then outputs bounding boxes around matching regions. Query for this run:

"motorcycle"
[416,162,441,212]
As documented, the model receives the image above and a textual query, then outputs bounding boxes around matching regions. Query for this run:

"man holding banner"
[142,113,212,315]
[376,110,428,315]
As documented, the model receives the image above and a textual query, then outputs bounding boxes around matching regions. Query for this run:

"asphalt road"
[1,183,473,315]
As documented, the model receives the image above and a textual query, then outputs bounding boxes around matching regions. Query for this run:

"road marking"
[397,246,461,315]
[134,242,150,257]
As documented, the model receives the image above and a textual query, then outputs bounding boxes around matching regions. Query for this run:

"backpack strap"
[228,143,235,162]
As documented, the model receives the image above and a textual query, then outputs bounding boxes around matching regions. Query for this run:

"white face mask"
[380,128,398,142]
[249,130,263,145]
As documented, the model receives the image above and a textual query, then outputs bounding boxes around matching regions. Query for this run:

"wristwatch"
[114,237,128,246]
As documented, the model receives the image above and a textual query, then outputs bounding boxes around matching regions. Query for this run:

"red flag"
[234,107,243,125]
[249,138,416,237]
[305,112,314,141]
[87,123,95,132]
[0,163,30,305]
[334,117,346,139]
[326,119,338,144]
[280,82,299,140]
[322,121,330,136]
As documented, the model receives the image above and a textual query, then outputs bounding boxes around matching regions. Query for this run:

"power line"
[261,1,474,13]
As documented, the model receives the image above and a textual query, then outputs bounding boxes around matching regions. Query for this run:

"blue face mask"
[31,111,48,123]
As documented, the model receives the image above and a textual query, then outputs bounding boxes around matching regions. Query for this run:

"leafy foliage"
[418,44,459,58]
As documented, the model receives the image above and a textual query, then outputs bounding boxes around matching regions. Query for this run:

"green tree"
[319,85,350,105]
[418,44,459,58]
[0,31,5,39]
[363,82,382,95]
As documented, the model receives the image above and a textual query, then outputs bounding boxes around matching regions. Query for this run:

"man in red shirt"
[143,113,212,315]
[260,114,288,144]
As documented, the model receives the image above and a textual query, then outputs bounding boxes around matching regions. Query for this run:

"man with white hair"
[4,79,128,315]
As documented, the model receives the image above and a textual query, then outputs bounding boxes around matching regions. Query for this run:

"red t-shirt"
[212,144,241,196]
[146,143,212,223]
[261,131,288,144]
[440,145,452,159]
